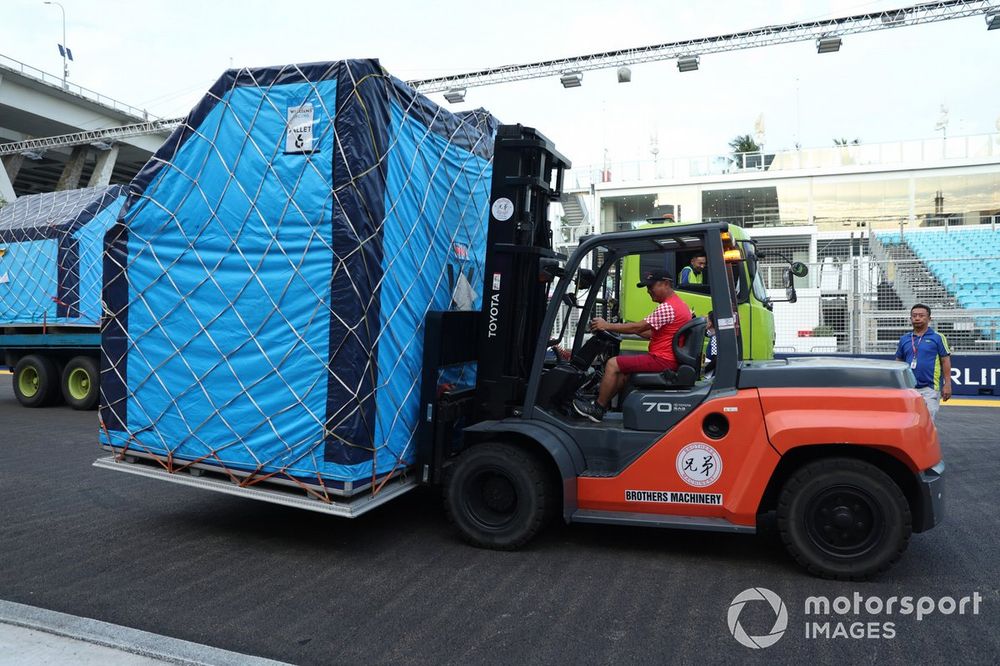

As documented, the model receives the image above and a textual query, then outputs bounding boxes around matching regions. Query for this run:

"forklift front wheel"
[445,442,554,550]
[777,457,911,581]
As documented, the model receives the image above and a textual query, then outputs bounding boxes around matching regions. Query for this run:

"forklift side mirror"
[576,268,596,291]
[790,261,809,278]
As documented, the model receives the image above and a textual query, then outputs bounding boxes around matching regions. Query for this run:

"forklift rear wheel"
[445,442,554,550]
[777,457,911,581]
[62,356,100,410]
[12,354,61,408]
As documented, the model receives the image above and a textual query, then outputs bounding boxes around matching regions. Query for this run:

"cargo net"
[102,63,495,500]
[0,186,121,327]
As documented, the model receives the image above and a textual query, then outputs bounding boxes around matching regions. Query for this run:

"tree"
[833,138,860,146]
[729,134,763,170]
[729,134,761,155]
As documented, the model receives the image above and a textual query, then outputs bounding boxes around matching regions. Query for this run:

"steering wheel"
[594,329,623,344]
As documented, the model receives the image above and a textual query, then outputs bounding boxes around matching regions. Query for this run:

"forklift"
[95,124,944,580]
[419,125,944,580]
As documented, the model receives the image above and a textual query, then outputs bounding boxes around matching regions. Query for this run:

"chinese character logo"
[728,587,788,649]
[676,442,723,487]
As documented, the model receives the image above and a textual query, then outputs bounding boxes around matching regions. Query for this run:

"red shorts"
[615,353,676,374]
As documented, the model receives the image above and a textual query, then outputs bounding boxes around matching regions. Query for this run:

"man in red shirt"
[573,271,693,423]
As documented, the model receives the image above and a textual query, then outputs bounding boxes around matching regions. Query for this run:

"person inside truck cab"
[572,272,693,423]
[679,252,707,285]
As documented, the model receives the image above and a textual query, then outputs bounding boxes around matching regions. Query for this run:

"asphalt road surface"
[1,382,997,664]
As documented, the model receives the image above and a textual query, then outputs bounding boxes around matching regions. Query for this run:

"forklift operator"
[572,271,692,423]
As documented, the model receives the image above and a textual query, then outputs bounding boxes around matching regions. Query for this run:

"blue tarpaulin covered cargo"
[100,60,497,495]
[0,186,125,327]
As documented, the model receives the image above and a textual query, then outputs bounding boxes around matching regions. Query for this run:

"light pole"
[43,1,68,87]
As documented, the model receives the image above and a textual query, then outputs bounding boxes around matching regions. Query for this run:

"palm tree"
[833,138,861,146]
[729,134,761,155]
[729,134,762,169]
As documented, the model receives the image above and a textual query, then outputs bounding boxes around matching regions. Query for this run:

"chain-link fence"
[761,229,1000,355]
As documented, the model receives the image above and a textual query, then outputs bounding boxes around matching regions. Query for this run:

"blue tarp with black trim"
[100,59,497,490]
[0,186,125,326]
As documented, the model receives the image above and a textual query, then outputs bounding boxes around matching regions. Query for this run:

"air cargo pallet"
[93,455,417,518]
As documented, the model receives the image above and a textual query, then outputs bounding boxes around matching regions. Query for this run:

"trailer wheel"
[62,356,100,410]
[445,442,554,550]
[777,457,911,581]
[12,355,60,408]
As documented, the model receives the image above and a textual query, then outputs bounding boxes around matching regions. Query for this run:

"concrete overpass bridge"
[0,53,170,201]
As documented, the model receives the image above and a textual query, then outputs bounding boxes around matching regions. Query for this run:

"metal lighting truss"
[409,0,997,92]
[0,119,180,157]
[1,0,995,157]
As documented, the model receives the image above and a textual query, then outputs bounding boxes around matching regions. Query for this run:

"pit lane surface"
[1,382,997,664]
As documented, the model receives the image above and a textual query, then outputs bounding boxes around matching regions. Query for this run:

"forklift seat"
[628,317,708,389]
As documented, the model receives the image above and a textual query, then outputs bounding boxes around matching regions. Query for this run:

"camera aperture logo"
[728,588,788,649]
[728,589,984,647]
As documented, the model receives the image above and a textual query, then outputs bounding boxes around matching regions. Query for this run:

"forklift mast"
[475,125,571,420]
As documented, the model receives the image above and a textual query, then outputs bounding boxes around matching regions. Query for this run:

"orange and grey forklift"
[420,125,944,580]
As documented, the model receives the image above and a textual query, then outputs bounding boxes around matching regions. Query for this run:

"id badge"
[910,360,917,369]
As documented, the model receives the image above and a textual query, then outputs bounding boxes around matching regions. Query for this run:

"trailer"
[0,186,125,408]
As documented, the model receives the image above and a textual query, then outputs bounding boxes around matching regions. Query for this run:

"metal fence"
[761,240,1000,355]
[545,226,1000,357]
[568,132,1000,189]
[0,54,154,121]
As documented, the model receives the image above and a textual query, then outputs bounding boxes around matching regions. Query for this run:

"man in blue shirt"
[895,303,952,421]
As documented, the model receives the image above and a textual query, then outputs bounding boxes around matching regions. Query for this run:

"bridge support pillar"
[87,144,120,188]
[1,154,24,202]
[56,146,89,191]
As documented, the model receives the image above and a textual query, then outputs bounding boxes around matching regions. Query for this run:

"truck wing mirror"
[576,268,596,291]
[790,261,809,278]
[780,267,800,304]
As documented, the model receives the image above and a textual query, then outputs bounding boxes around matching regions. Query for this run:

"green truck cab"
[619,221,781,359]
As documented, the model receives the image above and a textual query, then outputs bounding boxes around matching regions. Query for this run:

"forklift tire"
[12,354,60,408]
[445,442,555,550]
[61,356,100,410]
[777,457,911,581]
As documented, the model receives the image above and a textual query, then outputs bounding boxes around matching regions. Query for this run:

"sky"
[2,0,999,172]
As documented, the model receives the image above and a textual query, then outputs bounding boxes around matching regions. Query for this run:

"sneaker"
[572,398,606,423]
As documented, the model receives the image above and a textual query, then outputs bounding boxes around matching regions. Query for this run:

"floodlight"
[817,36,842,53]
[560,71,583,88]
[617,66,631,83]
[987,11,1000,30]
[443,88,466,104]
[677,56,699,72]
